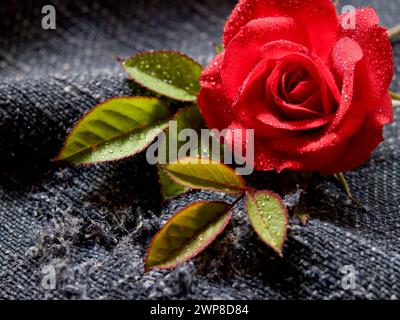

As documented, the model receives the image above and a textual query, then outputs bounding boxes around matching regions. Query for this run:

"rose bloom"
[198,0,393,174]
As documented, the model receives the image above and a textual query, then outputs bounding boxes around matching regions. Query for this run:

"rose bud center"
[266,55,337,122]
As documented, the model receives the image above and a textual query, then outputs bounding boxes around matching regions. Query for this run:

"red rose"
[198,0,393,174]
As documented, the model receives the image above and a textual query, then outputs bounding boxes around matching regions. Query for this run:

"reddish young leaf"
[145,201,232,271]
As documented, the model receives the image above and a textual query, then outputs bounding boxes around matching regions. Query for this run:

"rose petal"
[329,37,363,129]
[256,112,333,130]
[223,0,338,61]
[198,89,232,131]
[338,7,393,99]
[269,99,366,156]
[199,52,225,90]
[288,80,317,103]
[227,122,346,172]
[262,43,340,114]
[319,92,393,174]
[198,52,233,130]
[273,93,325,120]
[253,133,346,172]
[269,39,367,156]
[232,57,332,138]
[370,92,394,126]
[222,17,311,101]
[319,116,383,174]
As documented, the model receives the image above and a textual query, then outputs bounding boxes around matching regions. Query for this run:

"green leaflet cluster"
[56,50,351,272]
[156,158,288,270]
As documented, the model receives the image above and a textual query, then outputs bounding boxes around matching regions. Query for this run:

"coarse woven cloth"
[1,0,400,299]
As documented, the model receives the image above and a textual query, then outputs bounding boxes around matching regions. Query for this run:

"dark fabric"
[0,0,400,300]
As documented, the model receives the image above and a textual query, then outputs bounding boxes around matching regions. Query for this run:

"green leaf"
[157,105,205,202]
[390,91,400,101]
[161,157,247,194]
[173,105,205,141]
[122,51,202,102]
[161,104,206,161]
[246,190,288,256]
[157,105,224,201]
[145,201,232,271]
[169,105,223,161]
[158,168,188,203]
[55,97,170,164]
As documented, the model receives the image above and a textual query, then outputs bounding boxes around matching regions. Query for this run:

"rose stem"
[391,91,400,101]
[230,193,245,208]
[388,23,400,42]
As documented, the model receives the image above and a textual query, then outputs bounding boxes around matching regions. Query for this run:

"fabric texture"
[0,0,400,299]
